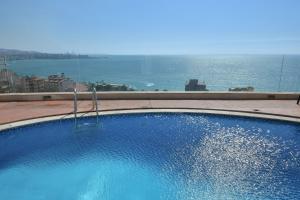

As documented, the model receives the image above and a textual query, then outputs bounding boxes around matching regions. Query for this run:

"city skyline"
[1,0,300,54]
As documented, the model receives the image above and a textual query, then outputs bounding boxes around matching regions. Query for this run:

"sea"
[6,55,300,92]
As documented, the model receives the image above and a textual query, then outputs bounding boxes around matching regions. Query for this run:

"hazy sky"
[0,0,300,54]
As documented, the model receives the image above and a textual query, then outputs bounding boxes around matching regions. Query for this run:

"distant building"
[0,69,13,93]
[0,69,24,92]
[23,76,46,92]
[21,73,75,93]
[0,57,12,92]
[45,73,75,92]
[185,79,207,91]
[0,57,77,93]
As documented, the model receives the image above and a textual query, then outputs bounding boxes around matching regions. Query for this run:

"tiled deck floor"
[1,100,300,124]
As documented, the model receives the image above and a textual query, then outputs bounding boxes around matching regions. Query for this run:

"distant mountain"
[0,48,90,60]
[0,48,38,54]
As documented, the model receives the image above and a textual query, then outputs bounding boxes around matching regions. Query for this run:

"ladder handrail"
[73,87,99,128]
[92,87,99,123]
[73,88,78,126]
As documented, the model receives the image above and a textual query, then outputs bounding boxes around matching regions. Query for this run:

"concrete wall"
[0,92,299,101]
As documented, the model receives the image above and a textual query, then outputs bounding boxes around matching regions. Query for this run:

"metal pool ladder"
[92,87,100,124]
[73,87,100,127]
[73,88,78,126]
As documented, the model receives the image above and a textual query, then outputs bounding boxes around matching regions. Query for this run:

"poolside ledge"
[0,92,299,101]
[1,92,300,126]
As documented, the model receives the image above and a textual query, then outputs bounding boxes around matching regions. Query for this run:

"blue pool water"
[0,113,299,200]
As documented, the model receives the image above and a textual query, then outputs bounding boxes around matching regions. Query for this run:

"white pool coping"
[1,108,300,132]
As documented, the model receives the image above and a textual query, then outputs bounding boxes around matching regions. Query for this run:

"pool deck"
[1,100,300,125]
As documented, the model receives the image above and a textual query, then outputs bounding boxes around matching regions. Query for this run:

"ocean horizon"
[7,54,300,92]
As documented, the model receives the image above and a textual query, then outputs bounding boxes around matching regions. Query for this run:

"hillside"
[0,48,90,60]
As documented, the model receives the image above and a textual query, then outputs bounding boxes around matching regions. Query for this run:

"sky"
[0,0,300,54]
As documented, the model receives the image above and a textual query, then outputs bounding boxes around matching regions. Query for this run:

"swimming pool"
[0,112,299,200]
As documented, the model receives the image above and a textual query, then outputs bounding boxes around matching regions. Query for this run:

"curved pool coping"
[1,108,300,132]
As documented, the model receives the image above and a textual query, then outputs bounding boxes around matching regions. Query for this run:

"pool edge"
[1,108,300,132]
